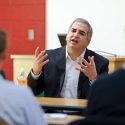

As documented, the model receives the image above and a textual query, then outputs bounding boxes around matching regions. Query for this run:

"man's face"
[66,22,90,51]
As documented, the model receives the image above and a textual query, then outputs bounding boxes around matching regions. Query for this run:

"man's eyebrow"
[79,30,87,34]
[71,28,87,34]
[71,28,76,30]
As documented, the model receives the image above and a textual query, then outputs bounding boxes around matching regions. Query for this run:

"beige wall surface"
[11,55,34,83]
[46,0,125,56]
[11,55,125,82]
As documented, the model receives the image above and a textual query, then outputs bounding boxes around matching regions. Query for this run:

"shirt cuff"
[31,69,41,80]
[89,78,97,86]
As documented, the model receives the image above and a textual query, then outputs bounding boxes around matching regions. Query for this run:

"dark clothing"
[86,68,125,117]
[27,46,109,99]
[0,70,6,79]
[68,117,125,125]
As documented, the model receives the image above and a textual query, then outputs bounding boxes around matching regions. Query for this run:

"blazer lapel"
[84,48,90,62]
[55,47,66,96]
[77,49,90,98]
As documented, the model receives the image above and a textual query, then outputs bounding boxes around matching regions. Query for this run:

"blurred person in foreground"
[0,70,6,79]
[86,65,125,117]
[27,18,109,99]
[68,65,125,124]
[0,29,47,125]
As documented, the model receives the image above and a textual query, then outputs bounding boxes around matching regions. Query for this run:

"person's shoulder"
[92,68,125,88]
[0,80,33,97]
[46,46,66,55]
[87,49,108,62]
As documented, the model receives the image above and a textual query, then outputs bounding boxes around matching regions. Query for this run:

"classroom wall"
[46,0,125,56]
[0,0,45,80]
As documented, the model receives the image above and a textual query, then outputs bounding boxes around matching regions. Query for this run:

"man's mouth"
[71,39,78,44]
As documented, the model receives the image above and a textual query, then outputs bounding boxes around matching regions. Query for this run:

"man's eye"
[79,32,84,36]
[79,32,86,36]
[71,29,76,33]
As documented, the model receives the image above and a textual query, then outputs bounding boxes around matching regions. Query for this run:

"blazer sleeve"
[27,71,44,96]
[100,59,109,74]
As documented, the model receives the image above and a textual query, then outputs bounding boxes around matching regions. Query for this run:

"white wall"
[46,0,125,56]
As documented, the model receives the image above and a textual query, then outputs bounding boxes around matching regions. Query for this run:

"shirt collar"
[66,46,86,62]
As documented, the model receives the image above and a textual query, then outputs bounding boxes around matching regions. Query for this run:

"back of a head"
[0,29,7,62]
[0,118,9,125]
[0,30,7,53]
[0,70,6,79]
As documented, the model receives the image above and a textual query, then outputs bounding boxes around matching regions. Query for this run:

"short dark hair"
[0,29,7,53]
[0,117,9,125]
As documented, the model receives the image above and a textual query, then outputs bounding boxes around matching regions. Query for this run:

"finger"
[78,62,85,68]
[36,50,46,61]
[40,59,49,67]
[77,62,91,74]
[76,67,89,75]
[76,67,83,71]
[88,56,95,66]
[37,53,48,64]
[82,58,89,66]
[42,53,48,62]
[35,46,40,58]
[77,62,86,69]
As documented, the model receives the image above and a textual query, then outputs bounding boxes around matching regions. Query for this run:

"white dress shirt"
[60,47,86,99]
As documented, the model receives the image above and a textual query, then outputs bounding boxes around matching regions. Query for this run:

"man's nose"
[73,31,79,37]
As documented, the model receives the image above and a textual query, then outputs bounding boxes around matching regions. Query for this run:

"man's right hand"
[32,46,49,75]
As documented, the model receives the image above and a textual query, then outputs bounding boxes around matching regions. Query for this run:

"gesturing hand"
[32,46,49,75]
[76,56,97,80]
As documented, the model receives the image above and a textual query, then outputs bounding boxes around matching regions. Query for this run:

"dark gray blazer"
[27,46,109,99]
[86,68,125,117]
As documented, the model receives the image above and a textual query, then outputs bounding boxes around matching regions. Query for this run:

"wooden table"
[108,57,125,72]
[36,97,88,111]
